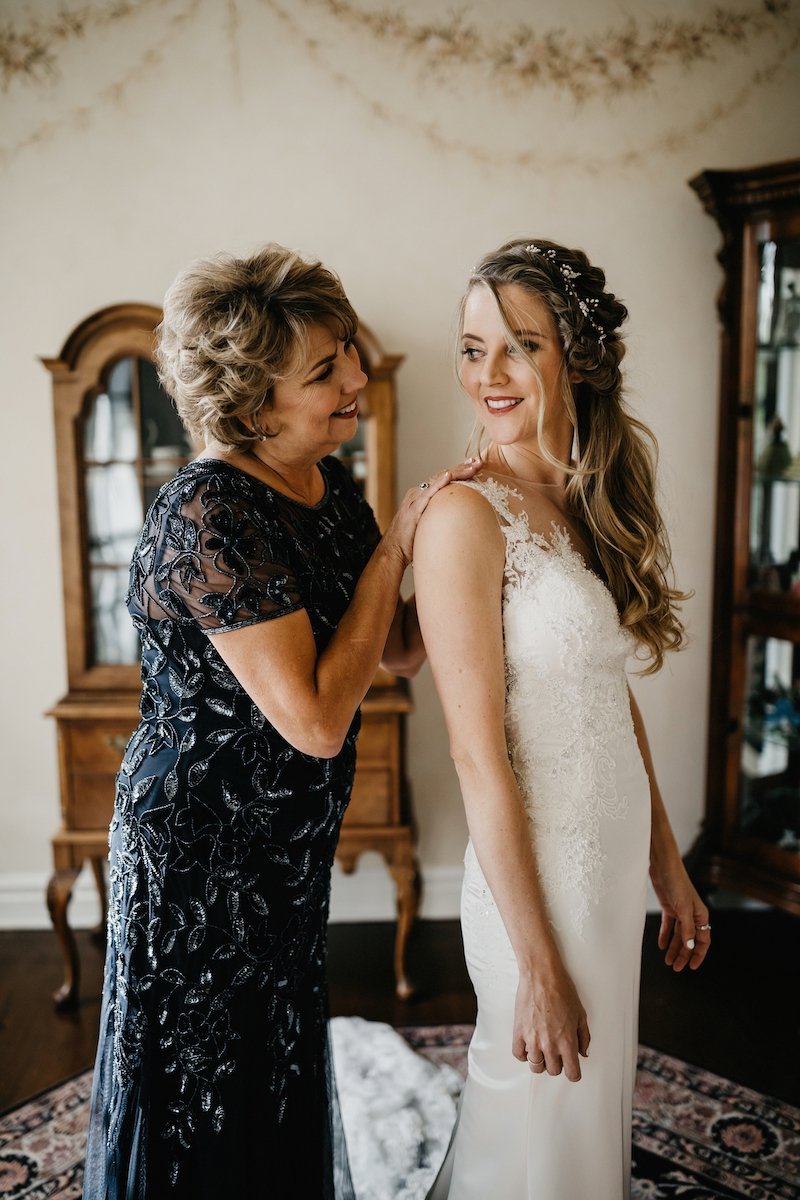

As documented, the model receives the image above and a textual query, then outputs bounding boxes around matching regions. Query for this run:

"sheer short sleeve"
[150,472,304,634]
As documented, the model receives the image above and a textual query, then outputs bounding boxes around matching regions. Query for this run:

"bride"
[414,239,710,1199]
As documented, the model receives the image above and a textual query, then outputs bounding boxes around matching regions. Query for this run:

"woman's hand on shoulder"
[380,459,481,569]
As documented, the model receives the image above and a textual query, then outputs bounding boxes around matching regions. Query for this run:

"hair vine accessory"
[523,244,606,345]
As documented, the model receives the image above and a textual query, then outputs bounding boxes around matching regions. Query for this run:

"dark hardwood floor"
[1,908,797,1114]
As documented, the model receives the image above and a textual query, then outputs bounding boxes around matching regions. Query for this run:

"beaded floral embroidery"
[93,457,377,1190]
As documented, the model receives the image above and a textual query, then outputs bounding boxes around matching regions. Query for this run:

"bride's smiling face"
[459,283,574,450]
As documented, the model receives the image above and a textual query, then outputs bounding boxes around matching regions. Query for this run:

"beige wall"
[1,0,799,923]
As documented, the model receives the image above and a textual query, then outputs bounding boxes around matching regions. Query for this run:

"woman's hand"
[650,855,711,972]
[627,687,711,974]
[382,459,480,567]
[512,963,591,1083]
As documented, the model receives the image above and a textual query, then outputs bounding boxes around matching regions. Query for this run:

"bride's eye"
[461,346,482,360]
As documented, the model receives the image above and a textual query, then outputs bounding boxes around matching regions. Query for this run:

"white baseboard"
[0,871,104,930]
[0,861,465,930]
[2,869,755,932]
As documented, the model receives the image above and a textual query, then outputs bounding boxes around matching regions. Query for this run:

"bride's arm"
[627,687,711,971]
[414,485,590,1082]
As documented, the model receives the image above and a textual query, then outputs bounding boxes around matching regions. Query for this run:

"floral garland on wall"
[0,0,163,90]
[4,0,797,97]
[263,0,800,171]
[2,0,798,170]
[298,0,797,103]
[0,0,202,166]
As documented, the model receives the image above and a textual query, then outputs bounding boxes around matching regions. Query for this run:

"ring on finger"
[418,481,430,490]
[527,1055,545,1067]
[695,923,711,931]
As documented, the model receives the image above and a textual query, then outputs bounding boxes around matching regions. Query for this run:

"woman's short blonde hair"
[155,243,358,450]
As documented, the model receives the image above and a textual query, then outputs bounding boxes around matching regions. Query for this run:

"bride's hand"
[512,965,590,1083]
[650,855,711,973]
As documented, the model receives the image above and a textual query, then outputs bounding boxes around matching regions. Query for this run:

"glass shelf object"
[741,634,800,852]
[749,237,800,594]
[83,356,191,665]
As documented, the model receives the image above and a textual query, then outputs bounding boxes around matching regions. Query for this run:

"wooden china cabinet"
[688,158,800,914]
[43,306,419,1008]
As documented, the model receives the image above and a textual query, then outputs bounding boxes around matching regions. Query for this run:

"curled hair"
[155,243,358,451]
[460,238,688,673]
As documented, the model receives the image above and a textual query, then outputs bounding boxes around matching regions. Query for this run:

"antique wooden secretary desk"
[43,305,420,1008]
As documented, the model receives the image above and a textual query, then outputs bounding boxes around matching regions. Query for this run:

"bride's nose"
[480,347,509,386]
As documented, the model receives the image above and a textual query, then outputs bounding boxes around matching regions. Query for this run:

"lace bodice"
[465,476,647,935]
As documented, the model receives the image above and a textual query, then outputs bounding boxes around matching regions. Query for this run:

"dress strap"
[459,477,520,528]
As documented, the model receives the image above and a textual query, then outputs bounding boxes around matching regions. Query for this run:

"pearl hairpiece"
[524,244,606,345]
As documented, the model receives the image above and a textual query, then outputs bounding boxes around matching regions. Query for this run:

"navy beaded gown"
[83,456,378,1200]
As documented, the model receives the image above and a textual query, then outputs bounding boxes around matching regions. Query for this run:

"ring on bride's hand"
[695,924,711,931]
[528,1056,545,1067]
[418,481,430,490]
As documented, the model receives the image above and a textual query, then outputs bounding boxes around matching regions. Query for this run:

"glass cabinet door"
[750,236,800,595]
[741,634,800,853]
[83,356,191,665]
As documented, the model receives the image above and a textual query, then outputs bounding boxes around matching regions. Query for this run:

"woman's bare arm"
[212,536,407,757]
[380,596,426,678]
[414,484,590,1081]
[211,468,466,757]
[209,464,478,757]
[628,688,711,971]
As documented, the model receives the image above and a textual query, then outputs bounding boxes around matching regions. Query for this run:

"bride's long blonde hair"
[459,238,688,674]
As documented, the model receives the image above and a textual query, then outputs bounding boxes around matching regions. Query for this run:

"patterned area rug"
[1,1021,797,1199]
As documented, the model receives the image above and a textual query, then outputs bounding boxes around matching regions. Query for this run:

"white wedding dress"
[427,477,652,1200]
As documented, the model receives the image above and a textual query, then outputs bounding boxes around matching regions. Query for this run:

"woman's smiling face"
[459,282,573,452]
[264,323,368,459]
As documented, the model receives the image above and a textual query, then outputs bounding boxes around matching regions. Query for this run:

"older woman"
[82,244,476,1200]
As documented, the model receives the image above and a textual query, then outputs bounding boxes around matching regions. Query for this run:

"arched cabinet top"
[42,305,403,385]
[352,322,404,381]
[41,303,163,380]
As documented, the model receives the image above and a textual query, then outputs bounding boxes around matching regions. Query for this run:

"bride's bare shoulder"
[421,478,496,521]
[416,478,502,558]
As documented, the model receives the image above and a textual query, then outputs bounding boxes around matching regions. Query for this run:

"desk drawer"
[66,724,135,772]
[66,774,116,830]
[346,768,393,824]
[357,717,397,764]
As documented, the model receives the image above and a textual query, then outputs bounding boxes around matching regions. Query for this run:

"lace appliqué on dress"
[464,477,638,936]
